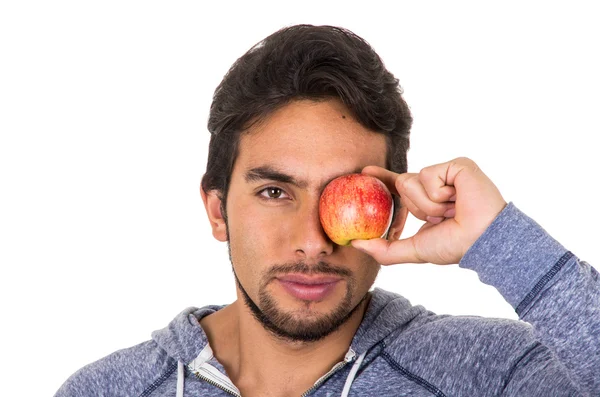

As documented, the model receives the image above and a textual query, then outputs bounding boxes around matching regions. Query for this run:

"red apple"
[319,173,394,246]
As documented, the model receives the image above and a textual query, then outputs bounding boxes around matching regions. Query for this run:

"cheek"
[227,205,290,277]
[350,251,381,287]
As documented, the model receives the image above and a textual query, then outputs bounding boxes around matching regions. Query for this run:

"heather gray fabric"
[55,203,600,396]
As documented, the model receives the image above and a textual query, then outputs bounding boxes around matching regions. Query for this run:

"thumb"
[351,238,424,265]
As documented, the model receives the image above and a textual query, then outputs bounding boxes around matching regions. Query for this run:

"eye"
[259,187,290,200]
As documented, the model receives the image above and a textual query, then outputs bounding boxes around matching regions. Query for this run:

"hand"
[351,157,507,265]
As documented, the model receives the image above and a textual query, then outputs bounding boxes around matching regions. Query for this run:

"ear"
[200,187,228,242]
[387,205,409,241]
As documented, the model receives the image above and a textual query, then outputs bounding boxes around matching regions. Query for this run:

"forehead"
[234,99,387,185]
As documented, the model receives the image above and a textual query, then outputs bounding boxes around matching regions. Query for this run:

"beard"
[228,243,368,343]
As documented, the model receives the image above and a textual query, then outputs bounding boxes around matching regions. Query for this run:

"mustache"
[265,262,352,279]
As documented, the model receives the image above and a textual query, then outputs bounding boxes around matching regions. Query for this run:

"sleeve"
[459,202,600,396]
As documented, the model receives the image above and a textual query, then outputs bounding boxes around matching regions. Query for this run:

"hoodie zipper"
[192,366,241,397]
[191,348,356,397]
[300,348,357,397]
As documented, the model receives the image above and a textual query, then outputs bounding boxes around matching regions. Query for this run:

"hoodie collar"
[152,288,424,364]
[349,288,425,354]
[151,305,225,364]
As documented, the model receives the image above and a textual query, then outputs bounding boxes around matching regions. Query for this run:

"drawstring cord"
[341,351,367,397]
[176,361,185,397]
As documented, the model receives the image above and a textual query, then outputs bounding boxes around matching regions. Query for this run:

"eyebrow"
[245,166,309,189]
[244,165,364,191]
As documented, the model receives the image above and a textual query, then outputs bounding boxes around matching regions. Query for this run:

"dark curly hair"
[201,24,412,222]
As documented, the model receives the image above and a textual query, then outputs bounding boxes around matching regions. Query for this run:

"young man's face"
[223,99,388,342]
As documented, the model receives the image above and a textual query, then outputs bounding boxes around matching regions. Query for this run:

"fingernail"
[426,216,444,224]
[444,208,456,218]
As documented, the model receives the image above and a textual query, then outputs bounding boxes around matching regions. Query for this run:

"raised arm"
[352,157,600,395]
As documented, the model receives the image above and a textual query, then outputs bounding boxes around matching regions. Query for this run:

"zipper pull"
[344,347,357,362]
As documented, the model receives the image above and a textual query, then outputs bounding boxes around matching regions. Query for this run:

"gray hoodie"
[55,203,600,396]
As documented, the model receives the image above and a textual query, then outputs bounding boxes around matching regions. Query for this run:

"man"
[55,24,599,396]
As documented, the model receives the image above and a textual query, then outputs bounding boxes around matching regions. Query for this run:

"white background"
[1,1,598,395]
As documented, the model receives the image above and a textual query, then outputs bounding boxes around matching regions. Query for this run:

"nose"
[292,198,335,260]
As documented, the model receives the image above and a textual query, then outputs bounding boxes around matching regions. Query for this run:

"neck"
[200,292,370,396]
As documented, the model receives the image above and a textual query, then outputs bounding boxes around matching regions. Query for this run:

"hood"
[151,304,225,364]
[349,288,429,354]
[151,288,428,397]
[151,288,427,363]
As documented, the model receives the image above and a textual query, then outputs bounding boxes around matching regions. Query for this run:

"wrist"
[459,202,568,311]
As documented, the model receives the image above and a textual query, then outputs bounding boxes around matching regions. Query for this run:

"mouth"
[276,274,342,301]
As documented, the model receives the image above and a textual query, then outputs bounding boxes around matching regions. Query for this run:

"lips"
[276,274,342,301]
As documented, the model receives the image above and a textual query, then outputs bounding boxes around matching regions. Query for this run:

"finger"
[401,194,428,222]
[363,165,452,219]
[419,166,457,203]
[419,172,456,203]
[397,173,453,218]
[444,206,456,218]
[351,237,425,265]
[426,216,445,224]
[360,165,408,196]
[438,157,494,197]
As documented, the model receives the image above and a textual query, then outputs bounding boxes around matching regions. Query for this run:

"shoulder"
[54,340,176,397]
[387,314,537,361]
[381,314,549,389]
[364,314,579,395]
